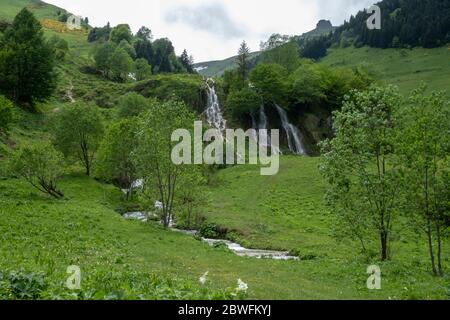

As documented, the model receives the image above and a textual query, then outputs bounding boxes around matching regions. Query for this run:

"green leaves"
[52,104,104,176]
[249,64,289,105]
[10,141,64,199]
[319,85,403,260]
[134,99,197,227]
[0,8,56,106]
[95,118,138,197]
[226,87,261,119]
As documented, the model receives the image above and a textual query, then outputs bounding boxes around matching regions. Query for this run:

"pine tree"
[237,41,250,80]
[180,49,194,73]
[0,8,56,108]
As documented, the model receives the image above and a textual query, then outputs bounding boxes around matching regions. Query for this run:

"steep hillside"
[0,0,68,21]
[194,52,260,78]
[320,46,450,96]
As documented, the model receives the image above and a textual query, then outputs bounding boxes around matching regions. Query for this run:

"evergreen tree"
[136,26,152,41]
[0,8,56,107]
[180,49,194,73]
[152,38,175,73]
[134,38,154,65]
[237,41,250,80]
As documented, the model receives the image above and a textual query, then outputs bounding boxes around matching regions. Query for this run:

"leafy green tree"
[134,99,196,228]
[94,41,116,76]
[227,87,261,119]
[222,69,245,95]
[0,8,56,107]
[108,47,133,82]
[10,142,64,199]
[96,118,138,200]
[289,62,327,106]
[134,58,152,81]
[249,64,289,105]
[136,26,152,41]
[236,41,250,80]
[52,104,104,176]
[0,95,15,134]
[118,39,136,60]
[175,167,209,229]
[260,42,300,72]
[88,23,111,42]
[319,85,403,261]
[169,52,185,73]
[109,24,133,44]
[397,86,450,276]
[134,39,154,65]
[260,33,291,51]
[152,38,175,73]
[116,92,151,118]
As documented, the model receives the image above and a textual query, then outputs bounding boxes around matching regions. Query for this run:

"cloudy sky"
[46,0,375,62]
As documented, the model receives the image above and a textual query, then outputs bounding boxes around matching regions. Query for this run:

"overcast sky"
[45,0,375,62]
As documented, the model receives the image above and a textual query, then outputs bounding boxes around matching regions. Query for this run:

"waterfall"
[205,80,226,136]
[275,104,306,155]
[252,105,281,154]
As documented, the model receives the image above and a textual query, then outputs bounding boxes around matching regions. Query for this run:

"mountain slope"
[194,20,336,78]
[194,52,260,78]
[320,46,450,95]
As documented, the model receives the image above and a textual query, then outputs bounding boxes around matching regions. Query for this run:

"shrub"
[10,142,65,199]
[0,270,47,300]
[116,92,151,118]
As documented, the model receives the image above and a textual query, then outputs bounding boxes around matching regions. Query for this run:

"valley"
[0,0,449,301]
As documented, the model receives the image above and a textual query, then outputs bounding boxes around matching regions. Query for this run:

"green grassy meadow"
[1,0,449,300]
[1,157,448,299]
[321,46,450,96]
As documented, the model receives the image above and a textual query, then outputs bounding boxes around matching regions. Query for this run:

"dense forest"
[333,0,450,48]
[288,0,450,61]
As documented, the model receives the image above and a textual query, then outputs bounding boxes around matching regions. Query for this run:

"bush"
[0,270,47,300]
[198,223,228,239]
[116,92,151,118]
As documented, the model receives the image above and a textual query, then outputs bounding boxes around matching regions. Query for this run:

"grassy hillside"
[321,46,450,96]
[0,0,65,21]
[194,52,260,78]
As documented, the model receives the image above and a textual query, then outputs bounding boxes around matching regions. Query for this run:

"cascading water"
[275,104,306,155]
[253,106,281,155]
[205,80,226,137]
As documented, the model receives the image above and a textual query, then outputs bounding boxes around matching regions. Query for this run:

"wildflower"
[199,271,209,285]
[236,279,248,292]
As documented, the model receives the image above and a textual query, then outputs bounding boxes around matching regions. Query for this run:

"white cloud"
[44,0,376,62]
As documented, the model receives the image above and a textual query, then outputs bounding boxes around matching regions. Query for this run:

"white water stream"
[275,104,306,155]
[123,212,298,260]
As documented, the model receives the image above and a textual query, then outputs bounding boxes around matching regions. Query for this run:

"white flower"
[199,271,209,285]
[236,279,248,292]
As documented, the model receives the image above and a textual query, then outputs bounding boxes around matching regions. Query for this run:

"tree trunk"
[426,217,438,276]
[436,222,444,276]
[380,230,388,261]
